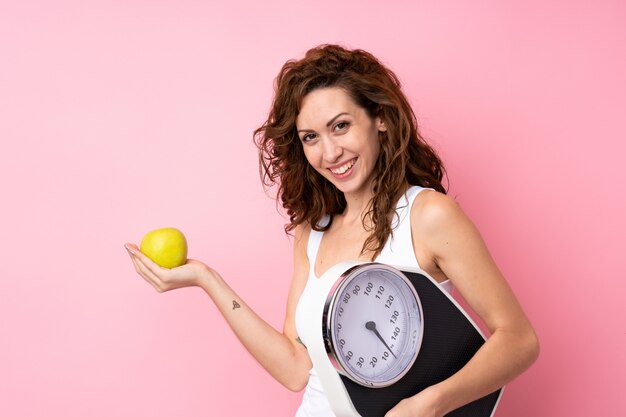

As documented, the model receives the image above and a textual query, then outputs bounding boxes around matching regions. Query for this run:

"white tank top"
[294,186,452,417]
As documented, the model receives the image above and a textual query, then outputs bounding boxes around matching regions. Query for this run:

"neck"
[340,188,375,225]
[338,182,409,226]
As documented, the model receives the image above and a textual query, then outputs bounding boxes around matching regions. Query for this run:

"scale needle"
[365,321,397,359]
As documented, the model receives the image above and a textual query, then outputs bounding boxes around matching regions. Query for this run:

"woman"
[125,44,539,417]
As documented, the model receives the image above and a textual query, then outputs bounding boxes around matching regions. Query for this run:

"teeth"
[330,159,355,175]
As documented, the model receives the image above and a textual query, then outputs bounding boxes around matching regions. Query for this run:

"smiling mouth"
[329,158,356,175]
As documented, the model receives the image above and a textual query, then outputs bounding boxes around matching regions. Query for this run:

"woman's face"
[296,87,385,198]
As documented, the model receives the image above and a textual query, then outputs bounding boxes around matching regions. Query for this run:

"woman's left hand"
[384,387,443,417]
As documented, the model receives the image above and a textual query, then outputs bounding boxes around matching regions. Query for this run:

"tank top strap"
[307,215,330,277]
[377,185,429,268]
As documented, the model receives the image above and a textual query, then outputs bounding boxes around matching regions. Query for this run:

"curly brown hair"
[254,44,447,259]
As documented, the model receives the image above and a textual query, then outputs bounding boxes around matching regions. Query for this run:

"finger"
[125,243,169,277]
[127,252,154,280]
[125,243,164,277]
[128,252,159,286]
[126,245,166,292]
[133,256,167,291]
[124,243,139,256]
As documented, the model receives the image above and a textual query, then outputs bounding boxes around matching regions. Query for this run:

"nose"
[321,135,342,163]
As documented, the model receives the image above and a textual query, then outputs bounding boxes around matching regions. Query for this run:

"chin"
[332,180,369,196]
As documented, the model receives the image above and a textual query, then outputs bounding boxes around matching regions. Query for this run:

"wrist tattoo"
[232,300,241,310]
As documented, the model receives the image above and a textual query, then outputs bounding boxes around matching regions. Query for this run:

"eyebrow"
[297,112,350,133]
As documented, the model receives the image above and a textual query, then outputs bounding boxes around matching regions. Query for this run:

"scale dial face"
[323,263,424,388]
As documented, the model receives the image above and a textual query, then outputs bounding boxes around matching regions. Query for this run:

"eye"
[334,121,350,132]
[301,133,317,143]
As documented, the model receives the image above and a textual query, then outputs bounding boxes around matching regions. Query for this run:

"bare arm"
[386,191,539,417]
[124,225,312,392]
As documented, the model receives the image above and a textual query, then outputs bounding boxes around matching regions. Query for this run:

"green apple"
[140,227,188,268]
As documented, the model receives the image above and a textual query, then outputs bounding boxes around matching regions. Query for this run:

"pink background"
[1,1,624,416]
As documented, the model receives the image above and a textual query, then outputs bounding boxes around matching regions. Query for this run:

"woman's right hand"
[124,229,313,391]
[124,243,214,293]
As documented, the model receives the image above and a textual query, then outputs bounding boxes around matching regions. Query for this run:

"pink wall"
[1,1,624,416]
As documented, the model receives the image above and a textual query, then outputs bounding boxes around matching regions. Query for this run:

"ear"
[376,117,387,132]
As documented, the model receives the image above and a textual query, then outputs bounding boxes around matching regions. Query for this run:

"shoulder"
[289,223,313,292]
[293,223,313,258]
[410,190,479,248]
[293,222,312,242]
[411,189,465,227]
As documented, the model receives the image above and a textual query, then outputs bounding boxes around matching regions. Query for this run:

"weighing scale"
[299,261,503,416]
